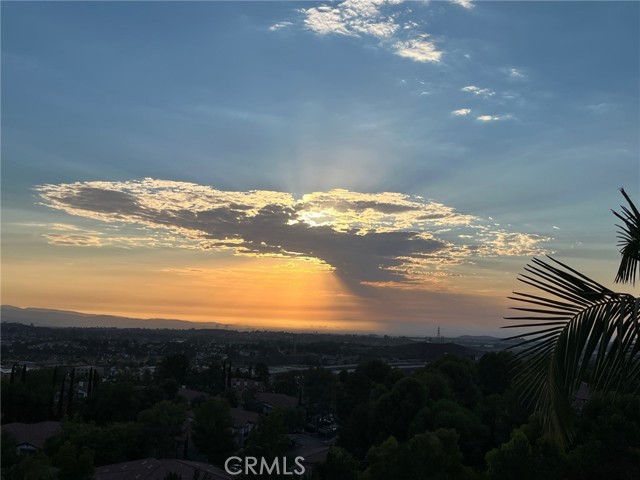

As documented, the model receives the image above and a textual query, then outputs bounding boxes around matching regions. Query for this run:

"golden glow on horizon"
[1,252,378,332]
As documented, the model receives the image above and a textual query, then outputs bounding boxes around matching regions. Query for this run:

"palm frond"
[504,256,639,447]
[613,188,640,285]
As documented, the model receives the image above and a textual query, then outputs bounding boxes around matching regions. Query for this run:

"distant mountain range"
[1,305,514,342]
[0,305,230,330]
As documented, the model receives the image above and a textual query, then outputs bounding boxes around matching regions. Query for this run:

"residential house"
[229,408,260,448]
[257,392,298,415]
[95,458,233,480]
[2,421,61,455]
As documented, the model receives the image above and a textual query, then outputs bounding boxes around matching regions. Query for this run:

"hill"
[0,305,229,330]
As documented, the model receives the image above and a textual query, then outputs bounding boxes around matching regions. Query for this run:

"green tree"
[565,393,640,479]
[368,377,427,443]
[485,430,539,480]
[9,452,56,480]
[303,367,335,418]
[504,189,640,446]
[362,429,475,480]
[477,351,513,396]
[84,381,141,424]
[355,360,394,386]
[315,446,359,480]
[45,420,144,466]
[279,406,305,433]
[1,430,20,475]
[191,397,235,465]
[428,356,482,409]
[336,402,372,459]
[163,473,182,480]
[137,400,187,458]
[414,369,453,401]
[52,441,95,480]
[254,363,270,384]
[156,354,191,386]
[245,409,290,460]
[1,368,63,423]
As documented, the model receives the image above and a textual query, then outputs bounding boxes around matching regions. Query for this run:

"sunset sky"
[2,1,638,336]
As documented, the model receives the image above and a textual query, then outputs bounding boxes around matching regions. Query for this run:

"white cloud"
[287,0,446,63]
[451,0,474,9]
[586,103,615,114]
[476,114,513,122]
[452,108,472,116]
[269,21,293,31]
[37,179,549,291]
[509,67,525,79]
[393,35,442,63]
[461,85,496,97]
[302,0,402,38]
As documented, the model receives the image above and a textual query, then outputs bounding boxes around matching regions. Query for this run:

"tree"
[1,430,20,475]
[477,351,513,396]
[245,409,290,460]
[254,362,270,384]
[367,377,427,443]
[163,473,182,480]
[137,400,187,458]
[191,398,235,465]
[504,188,640,446]
[8,452,56,480]
[361,430,475,480]
[52,441,95,480]
[316,446,359,480]
[84,381,141,424]
[565,393,640,479]
[485,430,541,480]
[1,368,63,423]
[156,354,191,386]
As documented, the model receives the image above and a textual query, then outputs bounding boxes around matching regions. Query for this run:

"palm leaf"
[613,188,640,285]
[504,256,639,447]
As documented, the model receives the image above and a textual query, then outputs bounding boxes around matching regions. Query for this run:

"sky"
[1,1,638,336]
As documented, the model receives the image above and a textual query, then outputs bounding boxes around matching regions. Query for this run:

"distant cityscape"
[1,305,520,379]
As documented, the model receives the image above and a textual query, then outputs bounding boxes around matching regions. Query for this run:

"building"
[95,458,233,480]
[229,408,260,448]
[229,378,264,393]
[257,392,298,414]
[288,433,333,477]
[177,387,210,405]
[2,421,61,455]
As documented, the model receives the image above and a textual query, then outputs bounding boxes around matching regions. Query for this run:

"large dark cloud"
[36,179,549,293]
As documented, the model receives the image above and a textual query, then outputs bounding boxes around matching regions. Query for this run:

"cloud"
[269,21,293,31]
[461,85,496,97]
[508,67,525,79]
[300,0,402,38]
[43,233,104,247]
[38,223,202,249]
[392,35,442,63]
[452,108,472,116]
[36,179,549,292]
[277,0,447,64]
[585,103,615,114]
[451,0,474,9]
[476,114,512,122]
